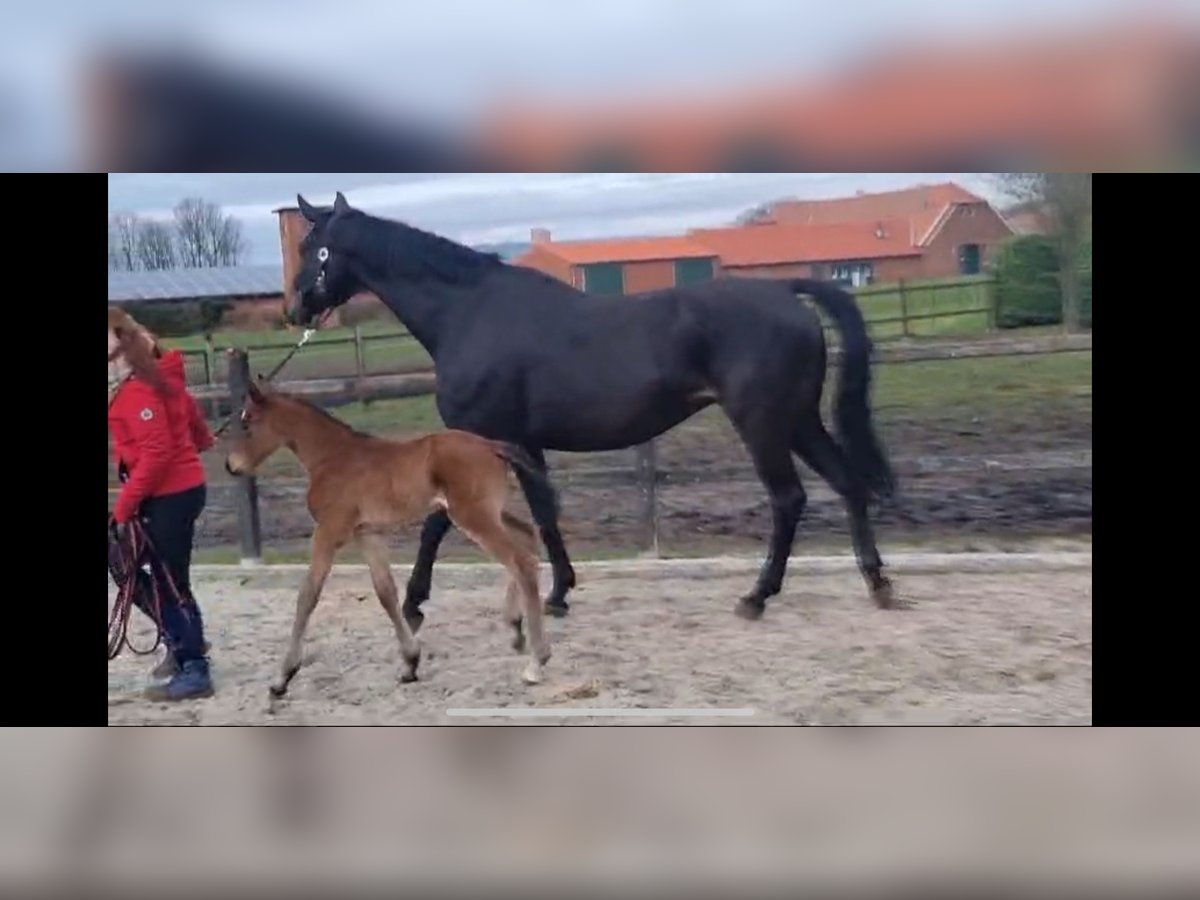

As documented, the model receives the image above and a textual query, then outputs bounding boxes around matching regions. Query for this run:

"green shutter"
[582,263,625,295]
[674,257,715,286]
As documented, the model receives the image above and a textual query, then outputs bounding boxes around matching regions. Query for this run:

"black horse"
[288,192,898,628]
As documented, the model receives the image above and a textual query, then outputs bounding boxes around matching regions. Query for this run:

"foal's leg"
[504,579,526,653]
[500,512,540,653]
[452,504,550,684]
[271,526,340,698]
[402,509,452,634]
[514,447,576,618]
[793,415,897,609]
[359,531,423,681]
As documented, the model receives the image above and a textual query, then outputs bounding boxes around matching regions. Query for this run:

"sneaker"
[150,642,211,682]
[145,658,214,702]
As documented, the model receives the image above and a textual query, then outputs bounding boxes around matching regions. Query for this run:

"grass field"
[855,275,995,339]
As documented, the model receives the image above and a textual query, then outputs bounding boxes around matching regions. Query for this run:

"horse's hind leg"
[793,415,896,609]
[726,405,807,620]
[271,525,340,698]
[359,531,422,681]
[402,509,452,634]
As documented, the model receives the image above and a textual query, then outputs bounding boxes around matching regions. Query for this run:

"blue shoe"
[150,641,212,682]
[145,658,214,702]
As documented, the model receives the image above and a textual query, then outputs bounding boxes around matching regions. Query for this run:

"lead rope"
[107,519,190,660]
[212,311,332,438]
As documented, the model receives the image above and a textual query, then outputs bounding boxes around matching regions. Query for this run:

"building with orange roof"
[514,229,719,294]
[704,182,1014,284]
[517,182,1013,292]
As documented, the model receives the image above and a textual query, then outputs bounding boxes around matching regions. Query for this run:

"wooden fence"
[179,275,1003,397]
[208,332,1091,563]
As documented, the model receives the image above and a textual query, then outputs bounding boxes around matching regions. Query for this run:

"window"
[958,243,982,275]
[582,262,625,295]
[831,261,874,288]
[674,257,715,286]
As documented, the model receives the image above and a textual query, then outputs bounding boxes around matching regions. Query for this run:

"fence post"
[203,335,218,417]
[986,278,998,332]
[635,440,660,557]
[897,279,911,338]
[226,348,264,565]
[353,325,366,379]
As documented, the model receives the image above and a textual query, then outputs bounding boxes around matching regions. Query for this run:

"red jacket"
[109,349,213,523]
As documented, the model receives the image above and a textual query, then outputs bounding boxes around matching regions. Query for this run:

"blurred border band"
[85,22,1199,172]
[85,52,487,172]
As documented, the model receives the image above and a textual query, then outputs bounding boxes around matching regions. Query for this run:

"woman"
[108,306,215,701]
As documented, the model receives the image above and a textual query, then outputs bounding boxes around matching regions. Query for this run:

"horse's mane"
[341,211,503,286]
[270,391,372,439]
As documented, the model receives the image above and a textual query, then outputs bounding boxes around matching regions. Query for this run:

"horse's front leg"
[402,508,453,633]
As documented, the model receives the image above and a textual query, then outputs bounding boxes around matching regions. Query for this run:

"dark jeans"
[133,484,208,663]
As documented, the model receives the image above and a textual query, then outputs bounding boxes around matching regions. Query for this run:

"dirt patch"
[109,557,1091,725]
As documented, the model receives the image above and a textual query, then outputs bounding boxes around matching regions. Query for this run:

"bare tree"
[173,197,246,268]
[993,173,1092,332]
[108,212,142,272]
[135,220,177,271]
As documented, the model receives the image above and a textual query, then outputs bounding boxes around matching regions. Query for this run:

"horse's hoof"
[544,600,570,618]
[269,684,288,699]
[872,580,897,609]
[734,597,765,621]
[400,671,419,684]
[511,632,526,653]
[522,664,543,685]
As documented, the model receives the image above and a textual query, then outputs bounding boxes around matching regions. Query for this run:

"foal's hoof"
[734,597,765,621]
[400,651,421,683]
[544,600,570,618]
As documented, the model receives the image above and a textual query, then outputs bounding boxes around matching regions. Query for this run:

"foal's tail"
[790,279,896,501]
[491,443,561,537]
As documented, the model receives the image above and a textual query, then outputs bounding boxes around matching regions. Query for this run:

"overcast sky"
[107,173,1002,265]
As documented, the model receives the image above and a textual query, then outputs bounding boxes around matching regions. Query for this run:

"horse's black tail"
[492,443,561,536]
[790,279,896,501]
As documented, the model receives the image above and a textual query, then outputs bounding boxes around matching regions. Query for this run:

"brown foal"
[225,380,558,697]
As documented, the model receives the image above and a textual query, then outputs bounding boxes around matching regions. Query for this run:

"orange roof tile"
[764,182,985,246]
[516,235,717,266]
[690,220,921,268]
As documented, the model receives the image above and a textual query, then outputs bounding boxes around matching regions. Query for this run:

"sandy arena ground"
[108,553,1091,725]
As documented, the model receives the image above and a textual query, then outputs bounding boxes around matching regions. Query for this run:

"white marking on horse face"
[689,388,718,403]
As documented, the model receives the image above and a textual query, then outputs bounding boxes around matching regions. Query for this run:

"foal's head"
[224,380,294,476]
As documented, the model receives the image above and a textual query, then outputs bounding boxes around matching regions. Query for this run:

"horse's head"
[225,378,288,475]
[288,191,365,326]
